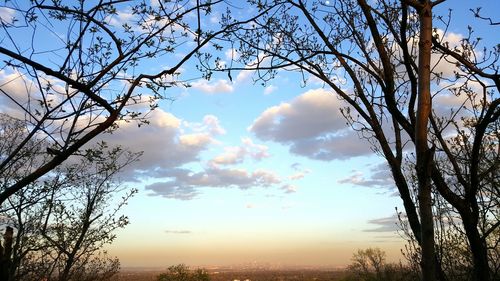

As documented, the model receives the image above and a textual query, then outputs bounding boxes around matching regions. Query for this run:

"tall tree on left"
[0,0,266,205]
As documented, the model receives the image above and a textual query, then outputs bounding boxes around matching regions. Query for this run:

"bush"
[340,248,418,281]
[157,264,210,281]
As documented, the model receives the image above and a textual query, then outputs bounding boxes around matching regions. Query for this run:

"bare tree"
[0,0,267,206]
[157,264,210,281]
[205,1,499,280]
[399,146,500,280]
[0,116,140,281]
[349,248,386,280]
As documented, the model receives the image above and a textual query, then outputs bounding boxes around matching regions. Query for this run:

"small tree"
[0,114,140,281]
[344,248,417,281]
[350,248,386,280]
[157,264,210,281]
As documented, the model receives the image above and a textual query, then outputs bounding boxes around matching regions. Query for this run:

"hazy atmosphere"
[0,0,498,280]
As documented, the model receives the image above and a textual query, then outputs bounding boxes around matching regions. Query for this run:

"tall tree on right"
[211,1,499,280]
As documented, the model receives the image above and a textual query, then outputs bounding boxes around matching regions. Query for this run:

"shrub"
[157,264,210,281]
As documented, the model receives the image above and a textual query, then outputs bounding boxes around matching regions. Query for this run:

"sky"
[0,0,497,269]
[103,85,407,267]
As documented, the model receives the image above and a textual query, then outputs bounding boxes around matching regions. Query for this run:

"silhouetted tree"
[343,247,418,281]
[400,150,499,280]
[350,248,386,280]
[0,0,268,206]
[0,113,140,281]
[204,1,499,280]
[157,264,210,281]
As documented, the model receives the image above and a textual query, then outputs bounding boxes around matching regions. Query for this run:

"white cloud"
[88,106,294,200]
[249,88,372,160]
[145,165,283,199]
[202,115,226,135]
[106,10,136,27]
[288,170,309,180]
[0,7,16,24]
[434,30,463,49]
[179,133,213,147]
[242,137,270,160]
[234,53,270,84]
[211,146,246,165]
[211,137,270,165]
[209,15,219,24]
[211,138,269,165]
[224,48,240,60]
[184,114,226,136]
[263,85,277,95]
[0,70,75,122]
[97,110,221,179]
[235,70,252,84]
[191,79,233,94]
[0,70,38,117]
[337,163,395,189]
[287,163,311,180]
[250,89,345,141]
[252,169,281,186]
[281,184,298,193]
[288,133,371,160]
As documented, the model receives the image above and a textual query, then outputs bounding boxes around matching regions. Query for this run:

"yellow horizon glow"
[107,237,406,268]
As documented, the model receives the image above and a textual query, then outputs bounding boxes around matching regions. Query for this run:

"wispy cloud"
[263,85,277,95]
[337,163,395,189]
[363,214,400,233]
[281,184,298,193]
[210,137,269,165]
[165,230,192,234]
[145,165,282,200]
[191,79,233,94]
[0,7,16,24]
[147,183,199,200]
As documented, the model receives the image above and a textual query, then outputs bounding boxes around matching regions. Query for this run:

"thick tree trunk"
[460,208,491,281]
[415,1,436,281]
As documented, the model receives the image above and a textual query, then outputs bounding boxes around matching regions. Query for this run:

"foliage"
[399,170,499,281]
[348,248,386,280]
[0,112,140,281]
[157,264,211,281]
[341,248,418,281]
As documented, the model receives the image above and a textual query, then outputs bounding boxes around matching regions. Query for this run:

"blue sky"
[1,0,497,269]
[104,0,498,267]
[98,62,406,266]
[105,89,406,267]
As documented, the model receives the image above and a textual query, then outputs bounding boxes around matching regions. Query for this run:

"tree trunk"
[415,1,436,280]
[0,227,13,281]
[459,208,491,281]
